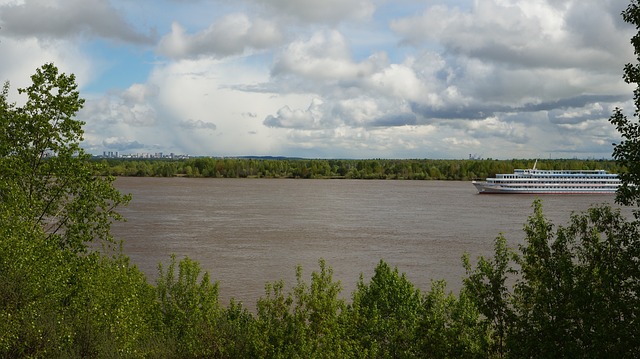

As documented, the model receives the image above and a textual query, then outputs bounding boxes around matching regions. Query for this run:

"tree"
[156,255,222,357]
[508,201,640,358]
[419,281,489,359]
[0,64,162,357]
[347,260,423,358]
[610,0,640,210]
[508,200,577,357]
[0,63,129,252]
[462,235,516,358]
[254,260,348,358]
[460,199,640,358]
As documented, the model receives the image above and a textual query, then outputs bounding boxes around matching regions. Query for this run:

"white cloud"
[391,0,632,71]
[158,14,283,59]
[82,57,313,156]
[442,137,481,147]
[0,36,94,102]
[82,84,158,128]
[264,98,325,129]
[0,0,153,43]
[272,30,381,83]
[252,0,375,23]
[465,116,529,142]
[101,137,146,151]
[179,119,217,130]
[366,61,430,104]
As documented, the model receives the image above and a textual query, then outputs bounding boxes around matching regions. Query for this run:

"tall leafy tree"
[508,202,640,358]
[508,200,577,357]
[156,255,222,357]
[0,64,161,357]
[461,199,640,358]
[254,260,348,358]
[610,0,640,210]
[0,63,129,252]
[419,281,489,359]
[348,260,423,358]
[462,235,516,358]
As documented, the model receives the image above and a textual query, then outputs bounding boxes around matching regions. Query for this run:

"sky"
[0,0,636,159]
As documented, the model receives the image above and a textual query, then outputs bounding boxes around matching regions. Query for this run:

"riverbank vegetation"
[4,1,640,355]
[97,157,622,180]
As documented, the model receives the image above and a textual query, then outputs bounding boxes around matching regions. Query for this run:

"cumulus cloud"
[0,37,94,97]
[252,0,375,23]
[157,14,282,59]
[179,119,217,130]
[264,98,326,129]
[365,61,432,104]
[268,31,445,126]
[156,0,633,158]
[82,84,158,127]
[465,117,529,143]
[369,113,417,127]
[102,137,146,151]
[0,0,154,43]
[271,30,378,82]
[259,10,627,158]
[264,94,419,130]
[389,0,633,118]
[391,1,631,71]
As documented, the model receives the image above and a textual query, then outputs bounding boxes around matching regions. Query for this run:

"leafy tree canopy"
[0,63,129,252]
[610,0,640,212]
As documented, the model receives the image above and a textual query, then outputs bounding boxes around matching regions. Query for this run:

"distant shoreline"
[96,158,620,181]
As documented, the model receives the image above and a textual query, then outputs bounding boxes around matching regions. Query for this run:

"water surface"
[112,178,624,308]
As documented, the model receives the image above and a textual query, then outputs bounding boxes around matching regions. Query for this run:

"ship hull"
[472,181,618,195]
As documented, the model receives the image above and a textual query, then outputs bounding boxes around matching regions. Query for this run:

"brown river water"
[111,177,627,309]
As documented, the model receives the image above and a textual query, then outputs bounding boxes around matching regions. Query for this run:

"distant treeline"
[95,157,622,180]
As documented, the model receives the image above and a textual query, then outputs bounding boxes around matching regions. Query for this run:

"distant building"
[96,151,190,159]
[102,151,119,158]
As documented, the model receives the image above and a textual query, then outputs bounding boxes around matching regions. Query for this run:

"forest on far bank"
[95,157,622,180]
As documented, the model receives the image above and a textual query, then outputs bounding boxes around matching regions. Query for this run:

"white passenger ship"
[472,161,620,194]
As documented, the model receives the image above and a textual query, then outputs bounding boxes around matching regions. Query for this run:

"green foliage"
[0,64,155,357]
[509,200,575,357]
[566,205,640,355]
[0,223,162,357]
[510,203,640,358]
[0,223,69,357]
[463,235,516,357]
[461,199,640,358]
[254,259,348,358]
[610,108,640,209]
[419,281,489,359]
[295,260,348,357]
[216,299,257,358]
[64,250,162,357]
[348,260,423,358]
[610,0,640,212]
[0,64,129,253]
[98,157,621,181]
[156,254,222,357]
[254,279,295,357]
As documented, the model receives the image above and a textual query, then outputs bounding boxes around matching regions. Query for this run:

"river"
[111,177,626,309]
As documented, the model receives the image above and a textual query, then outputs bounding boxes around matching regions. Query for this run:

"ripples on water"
[112,177,626,308]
